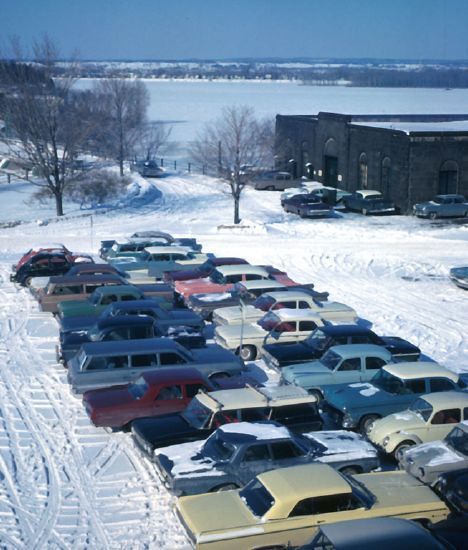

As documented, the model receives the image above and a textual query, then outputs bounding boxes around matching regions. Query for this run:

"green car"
[57,285,171,319]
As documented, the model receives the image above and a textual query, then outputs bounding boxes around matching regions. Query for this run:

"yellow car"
[177,462,449,549]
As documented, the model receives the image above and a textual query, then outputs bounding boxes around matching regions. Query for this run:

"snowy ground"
[0,173,467,548]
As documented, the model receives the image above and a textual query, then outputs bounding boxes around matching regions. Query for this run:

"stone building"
[275,112,468,212]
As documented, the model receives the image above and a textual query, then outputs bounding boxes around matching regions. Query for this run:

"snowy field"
[0,172,467,548]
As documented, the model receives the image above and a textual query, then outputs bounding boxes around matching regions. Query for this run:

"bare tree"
[134,121,173,161]
[0,36,97,216]
[92,79,149,176]
[191,105,274,224]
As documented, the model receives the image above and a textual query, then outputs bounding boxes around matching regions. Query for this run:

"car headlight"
[342,412,354,428]
[382,436,390,447]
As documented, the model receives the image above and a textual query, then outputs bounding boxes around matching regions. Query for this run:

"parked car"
[130,160,164,177]
[368,392,468,460]
[82,367,255,429]
[262,324,421,370]
[36,274,126,313]
[437,467,468,516]
[176,463,449,549]
[99,232,202,258]
[212,289,357,327]
[12,243,73,272]
[163,257,248,284]
[155,422,379,496]
[214,309,326,361]
[248,170,301,191]
[310,186,352,209]
[58,297,174,335]
[67,338,244,394]
[56,284,173,319]
[174,264,297,302]
[301,518,452,550]
[282,193,333,218]
[399,422,468,486]
[413,194,468,219]
[131,385,322,456]
[343,189,397,215]
[449,266,468,290]
[321,362,467,434]
[10,250,94,286]
[280,344,394,401]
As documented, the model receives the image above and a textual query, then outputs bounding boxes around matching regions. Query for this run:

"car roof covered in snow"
[145,245,193,255]
[383,362,458,382]
[419,391,468,409]
[216,264,270,277]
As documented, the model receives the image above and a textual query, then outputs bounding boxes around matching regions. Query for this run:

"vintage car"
[399,422,468,486]
[10,250,94,286]
[67,338,244,394]
[280,344,393,401]
[282,193,333,218]
[437,467,468,516]
[321,362,467,434]
[368,392,468,459]
[131,385,322,456]
[163,257,248,284]
[262,324,421,370]
[214,309,326,361]
[413,194,468,219]
[12,243,87,273]
[130,160,164,177]
[343,189,397,215]
[247,170,301,191]
[309,186,352,209]
[176,463,449,549]
[56,284,173,319]
[82,367,254,429]
[100,231,201,258]
[36,274,126,313]
[212,290,357,327]
[302,517,455,550]
[449,266,468,290]
[109,246,210,278]
[155,422,379,496]
[174,264,298,302]
[65,262,129,279]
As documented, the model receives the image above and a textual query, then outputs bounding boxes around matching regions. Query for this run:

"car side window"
[242,444,270,462]
[106,329,127,340]
[429,378,456,392]
[244,274,263,281]
[156,385,183,400]
[101,295,118,305]
[402,379,426,394]
[225,274,242,283]
[272,301,296,310]
[158,352,187,365]
[431,409,461,425]
[185,383,207,398]
[298,301,310,309]
[270,441,303,460]
[106,355,129,369]
[240,407,268,422]
[84,357,108,371]
[337,357,361,371]
[86,284,102,294]
[53,285,82,295]
[289,494,361,517]
[131,354,157,367]
[365,357,387,370]
[299,321,318,332]
[121,294,138,301]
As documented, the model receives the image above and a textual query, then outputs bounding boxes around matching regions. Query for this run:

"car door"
[362,356,388,381]
[333,357,362,384]
[269,440,306,470]
[427,408,462,441]
[149,384,185,416]
[237,443,272,485]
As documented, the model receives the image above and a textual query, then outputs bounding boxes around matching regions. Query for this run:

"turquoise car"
[280,344,393,401]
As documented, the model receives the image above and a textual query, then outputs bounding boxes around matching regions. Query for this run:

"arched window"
[301,141,310,179]
[358,153,368,189]
[439,160,459,194]
[381,157,391,196]
[323,138,338,187]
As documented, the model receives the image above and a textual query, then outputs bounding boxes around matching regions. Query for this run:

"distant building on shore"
[275,112,468,212]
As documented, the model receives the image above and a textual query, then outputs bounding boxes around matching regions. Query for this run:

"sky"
[2,0,468,61]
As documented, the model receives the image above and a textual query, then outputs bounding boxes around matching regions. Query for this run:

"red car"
[12,244,92,272]
[174,264,297,302]
[83,367,258,429]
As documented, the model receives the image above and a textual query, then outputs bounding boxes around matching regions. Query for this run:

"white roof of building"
[353,120,468,135]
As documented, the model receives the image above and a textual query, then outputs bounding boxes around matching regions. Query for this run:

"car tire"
[237,345,257,361]
[211,483,238,492]
[308,389,323,403]
[339,466,361,476]
[24,276,33,287]
[266,185,275,191]
[393,440,415,462]
[358,414,379,435]
[429,212,437,220]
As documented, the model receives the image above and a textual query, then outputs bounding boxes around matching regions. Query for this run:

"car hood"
[450,267,468,278]
[403,440,467,469]
[215,323,266,342]
[304,430,377,462]
[177,492,258,542]
[263,341,317,364]
[156,440,223,479]
[215,305,260,324]
[83,386,133,410]
[357,471,447,510]
[59,315,97,333]
[58,301,94,316]
[368,411,423,442]
[325,382,386,409]
[190,346,243,365]
[174,277,217,296]
[132,414,194,447]
[168,310,203,325]
[281,361,331,382]
[167,268,204,282]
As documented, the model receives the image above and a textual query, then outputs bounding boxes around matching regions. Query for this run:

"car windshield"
[88,326,101,341]
[371,369,404,394]
[346,476,375,508]
[253,295,276,312]
[446,427,468,454]
[320,350,342,370]
[181,398,213,429]
[239,478,275,517]
[128,376,149,399]
[409,398,433,421]
[365,194,383,200]
[433,197,444,204]
[199,259,214,272]
[202,432,236,461]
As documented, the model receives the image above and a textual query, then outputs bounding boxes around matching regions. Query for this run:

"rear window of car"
[270,403,317,423]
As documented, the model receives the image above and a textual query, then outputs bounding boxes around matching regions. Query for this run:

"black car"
[262,324,421,370]
[131,385,323,457]
[437,468,468,516]
[282,193,333,218]
[11,251,76,286]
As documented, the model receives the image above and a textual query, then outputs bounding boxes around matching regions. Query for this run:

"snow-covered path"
[0,173,467,547]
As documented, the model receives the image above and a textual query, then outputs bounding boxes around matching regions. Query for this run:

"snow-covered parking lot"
[0,173,467,548]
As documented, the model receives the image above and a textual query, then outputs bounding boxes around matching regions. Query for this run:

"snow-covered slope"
[0,173,467,547]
